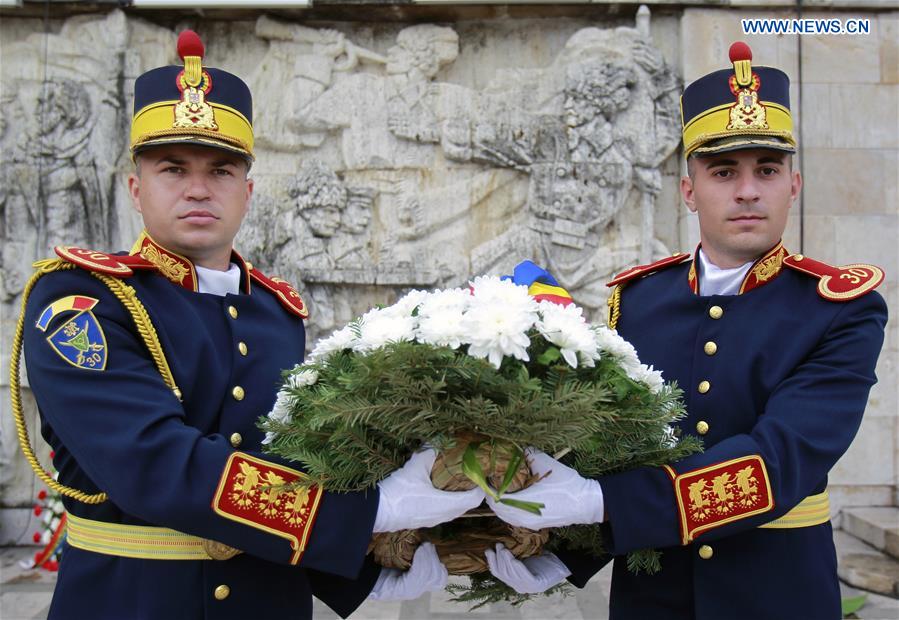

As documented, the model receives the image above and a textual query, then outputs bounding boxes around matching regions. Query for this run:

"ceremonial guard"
[482,43,888,619]
[12,31,481,619]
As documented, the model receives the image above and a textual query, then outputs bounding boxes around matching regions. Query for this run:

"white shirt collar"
[196,263,242,297]
[698,249,754,297]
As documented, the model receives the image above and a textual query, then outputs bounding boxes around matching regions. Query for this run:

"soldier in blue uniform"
[12,30,484,619]
[480,42,888,619]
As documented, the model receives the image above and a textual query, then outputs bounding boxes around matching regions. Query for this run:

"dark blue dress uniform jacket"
[561,255,887,620]
[23,254,380,620]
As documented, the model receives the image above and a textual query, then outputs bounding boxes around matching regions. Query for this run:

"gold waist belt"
[67,492,829,560]
[66,513,240,560]
[758,490,830,529]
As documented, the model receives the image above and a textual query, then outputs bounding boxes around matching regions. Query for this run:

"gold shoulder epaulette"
[249,267,309,319]
[607,253,691,288]
[783,254,884,302]
[54,246,136,277]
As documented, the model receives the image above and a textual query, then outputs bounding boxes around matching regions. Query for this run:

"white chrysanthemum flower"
[354,307,416,352]
[268,389,294,424]
[593,327,664,392]
[416,288,472,349]
[594,326,640,364]
[418,287,471,315]
[661,424,677,448]
[287,367,319,389]
[464,305,536,369]
[463,277,539,368]
[390,289,430,317]
[469,275,538,310]
[628,363,665,394]
[262,388,297,445]
[536,301,598,368]
[309,325,357,362]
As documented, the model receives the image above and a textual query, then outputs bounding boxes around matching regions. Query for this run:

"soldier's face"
[128,145,253,269]
[681,148,801,268]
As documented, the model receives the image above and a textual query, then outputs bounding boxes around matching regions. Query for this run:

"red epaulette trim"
[212,452,322,565]
[607,253,691,287]
[54,246,160,278]
[664,455,774,545]
[783,254,884,302]
[249,268,309,319]
[55,246,135,277]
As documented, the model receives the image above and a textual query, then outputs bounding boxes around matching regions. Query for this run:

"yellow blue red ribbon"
[504,261,573,306]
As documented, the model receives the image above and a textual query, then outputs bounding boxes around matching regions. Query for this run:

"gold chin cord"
[10,259,181,505]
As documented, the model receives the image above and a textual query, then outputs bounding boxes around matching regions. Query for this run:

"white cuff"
[587,479,605,523]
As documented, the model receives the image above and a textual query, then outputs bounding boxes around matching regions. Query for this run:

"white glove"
[484,543,571,594]
[486,449,604,529]
[368,542,448,601]
[373,448,486,533]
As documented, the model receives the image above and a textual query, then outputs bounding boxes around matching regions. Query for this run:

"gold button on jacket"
[698,545,714,560]
[704,341,718,356]
[228,306,238,319]
[232,386,245,401]
[214,585,230,600]
[698,380,711,394]
[709,305,724,319]
[238,342,248,356]
[696,421,710,435]
[230,432,242,447]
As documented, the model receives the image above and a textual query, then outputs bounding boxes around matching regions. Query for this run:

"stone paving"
[3,544,899,620]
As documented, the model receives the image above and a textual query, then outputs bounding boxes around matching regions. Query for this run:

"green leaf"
[496,446,524,496]
[841,594,867,617]
[537,346,561,365]
[498,497,544,515]
[461,443,499,500]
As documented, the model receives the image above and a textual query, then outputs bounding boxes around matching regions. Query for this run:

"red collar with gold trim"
[133,232,309,317]
[687,242,789,296]
[129,232,199,291]
[128,231,256,294]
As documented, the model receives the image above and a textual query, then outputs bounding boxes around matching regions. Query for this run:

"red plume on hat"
[729,41,752,62]
[178,30,205,88]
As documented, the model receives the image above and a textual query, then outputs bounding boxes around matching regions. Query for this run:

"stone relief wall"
[239,10,681,343]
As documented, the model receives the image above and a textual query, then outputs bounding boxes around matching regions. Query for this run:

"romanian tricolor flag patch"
[36,296,107,371]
